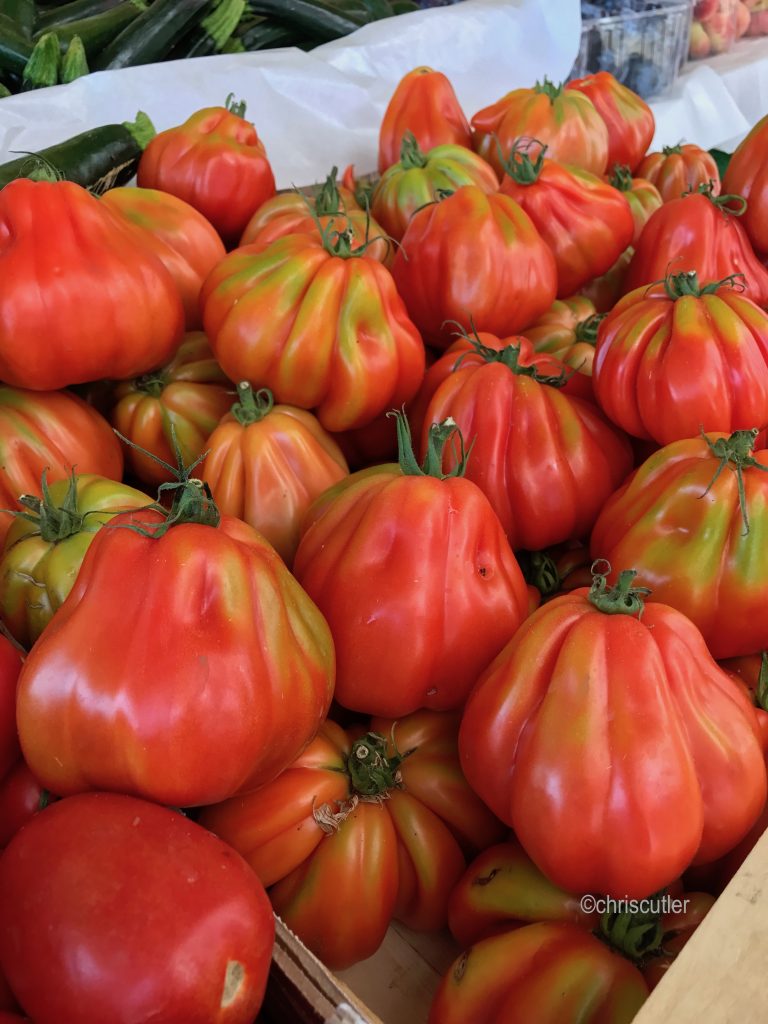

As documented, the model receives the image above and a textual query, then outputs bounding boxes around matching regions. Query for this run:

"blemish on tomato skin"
[221,960,245,1007]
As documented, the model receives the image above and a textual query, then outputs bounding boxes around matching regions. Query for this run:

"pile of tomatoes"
[1,63,768,1024]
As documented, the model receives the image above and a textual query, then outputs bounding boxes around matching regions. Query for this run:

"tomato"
[429,922,649,1024]
[16,471,335,807]
[111,332,233,487]
[199,712,504,970]
[608,165,663,245]
[566,71,655,172]
[137,97,276,246]
[0,638,22,783]
[471,78,609,179]
[0,180,183,390]
[641,893,715,990]
[624,186,768,306]
[240,167,391,265]
[590,430,768,660]
[201,233,425,432]
[722,112,768,254]
[448,840,599,948]
[0,792,274,1024]
[0,474,151,650]
[378,66,472,174]
[421,333,632,550]
[390,186,557,348]
[0,387,123,548]
[593,273,768,444]
[201,384,349,566]
[525,296,602,376]
[685,800,768,896]
[579,246,634,312]
[459,569,767,897]
[0,761,48,849]
[293,413,528,717]
[499,141,634,297]
[371,135,498,242]
[636,143,721,202]
[101,186,226,330]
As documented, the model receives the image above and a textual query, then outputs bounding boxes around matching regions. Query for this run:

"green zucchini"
[92,0,211,70]
[60,33,88,81]
[0,0,36,37]
[22,31,59,90]
[0,14,33,74]
[239,20,305,50]
[171,0,245,59]
[246,0,362,39]
[38,0,147,58]
[36,0,127,31]
[0,111,155,192]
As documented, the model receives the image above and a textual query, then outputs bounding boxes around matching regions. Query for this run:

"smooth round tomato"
[0,761,48,849]
[459,571,767,897]
[566,71,655,172]
[636,143,720,202]
[722,112,768,254]
[429,922,649,1024]
[199,712,504,970]
[0,792,275,1024]
[0,474,152,650]
[0,638,22,782]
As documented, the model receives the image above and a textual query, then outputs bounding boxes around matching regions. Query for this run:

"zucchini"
[92,0,211,70]
[0,112,155,192]
[240,20,308,50]
[171,0,245,59]
[60,33,88,81]
[0,0,36,37]
[246,0,361,40]
[22,31,59,90]
[36,0,127,31]
[38,0,147,58]
[0,14,33,74]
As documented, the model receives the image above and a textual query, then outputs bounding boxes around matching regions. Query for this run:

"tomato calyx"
[661,143,684,157]
[453,327,570,389]
[700,428,768,536]
[588,561,651,618]
[224,92,247,119]
[133,370,167,398]
[662,270,745,300]
[230,382,274,426]
[498,137,546,185]
[387,408,472,480]
[12,469,86,543]
[597,899,665,964]
[686,181,748,217]
[518,550,560,597]
[609,164,634,192]
[399,131,429,171]
[313,166,347,218]
[573,312,606,344]
[534,76,564,103]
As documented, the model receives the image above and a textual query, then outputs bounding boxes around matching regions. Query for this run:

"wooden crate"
[259,826,768,1023]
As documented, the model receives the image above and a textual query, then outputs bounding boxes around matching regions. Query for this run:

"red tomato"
[0,792,274,1024]
[378,66,472,173]
[16,488,335,807]
[499,141,634,297]
[0,180,183,390]
[199,713,504,970]
[0,638,22,782]
[608,165,663,245]
[590,431,768,660]
[293,414,529,717]
[0,387,123,549]
[624,187,768,306]
[566,71,655,173]
[138,99,276,246]
[421,333,632,550]
[593,273,768,444]
[111,332,233,488]
[525,296,602,376]
[636,143,720,202]
[459,570,767,897]
[0,761,48,849]
[579,245,634,312]
[390,185,557,348]
[722,112,768,254]
[201,384,349,567]
[101,186,226,330]
[429,922,649,1024]
[471,78,609,178]
[201,233,425,432]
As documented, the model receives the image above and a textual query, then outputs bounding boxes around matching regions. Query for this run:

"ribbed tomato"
[293,413,529,717]
[499,141,634,297]
[0,638,22,784]
[471,78,609,178]
[199,712,504,970]
[201,384,348,566]
[566,71,655,172]
[590,430,768,660]
[608,165,663,244]
[378,66,472,173]
[111,332,233,487]
[459,569,767,897]
[636,143,720,202]
[390,185,557,348]
[722,112,768,254]
[525,296,602,376]
[594,272,768,444]
[579,246,634,312]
